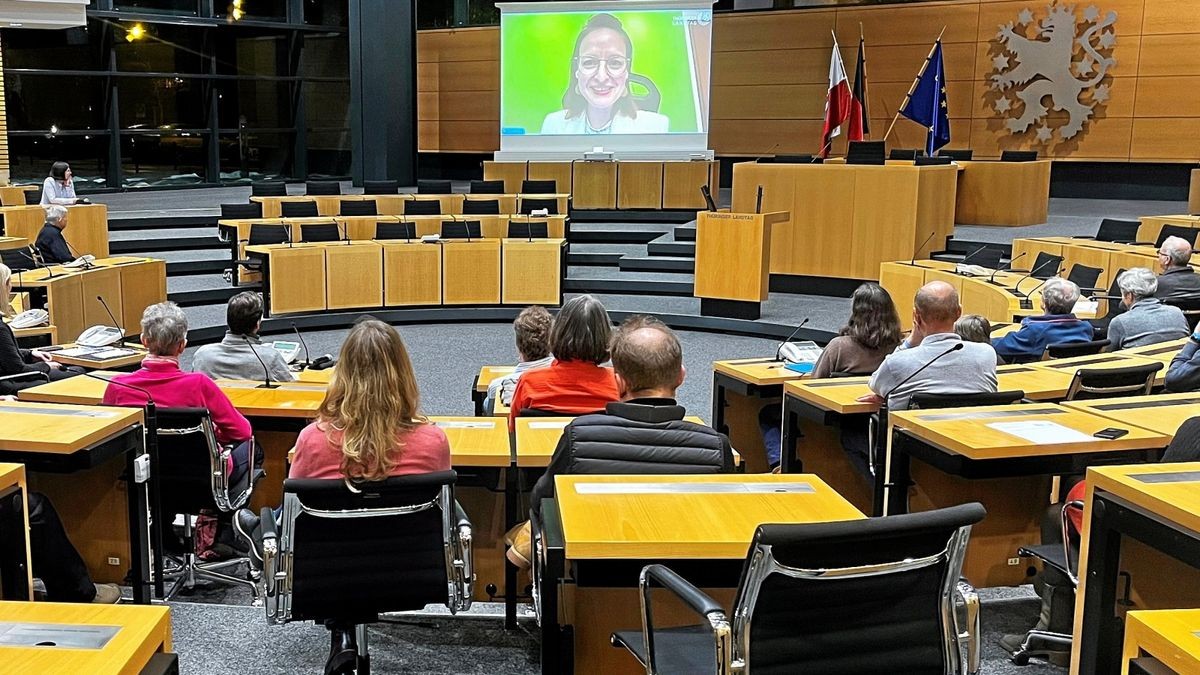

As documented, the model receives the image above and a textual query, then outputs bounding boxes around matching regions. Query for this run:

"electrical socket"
[1007,557,1020,566]
[107,556,120,566]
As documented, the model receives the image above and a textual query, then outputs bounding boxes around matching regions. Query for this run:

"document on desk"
[527,421,569,429]
[986,420,1095,444]
[575,482,815,494]
[0,622,120,649]
[436,420,496,429]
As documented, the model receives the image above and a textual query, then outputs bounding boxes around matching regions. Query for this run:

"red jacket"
[508,359,619,431]
[102,358,252,446]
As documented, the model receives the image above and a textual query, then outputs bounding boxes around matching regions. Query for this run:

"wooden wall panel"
[0,34,8,184]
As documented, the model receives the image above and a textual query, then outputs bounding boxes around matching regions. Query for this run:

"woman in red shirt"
[508,294,619,430]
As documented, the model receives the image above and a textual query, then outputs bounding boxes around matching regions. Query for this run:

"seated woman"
[508,294,619,430]
[0,264,74,394]
[1105,268,1190,350]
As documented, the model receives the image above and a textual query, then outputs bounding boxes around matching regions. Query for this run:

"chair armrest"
[641,564,724,617]
[639,564,731,675]
[1079,287,1105,296]
[0,371,49,383]
[260,506,278,564]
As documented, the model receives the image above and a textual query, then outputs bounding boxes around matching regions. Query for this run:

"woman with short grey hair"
[140,301,189,355]
[1105,268,1190,350]
[1039,277,1081,316]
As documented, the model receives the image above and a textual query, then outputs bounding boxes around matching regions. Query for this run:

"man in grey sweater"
[1105,268,1190,350]
[867,281,998,411]
[193,292,295,383]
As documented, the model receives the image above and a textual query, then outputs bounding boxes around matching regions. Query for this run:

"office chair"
[338,200,377,217]
[508,221,548,239]
[1026,252,1064,279]
[441,220,482,239]
[1010,499,1085,666]
[1165,298,1200,331]
[0,246,35,272]
[522,179,557,194]
[1080,218,1139,244]
[908,391,1026,410]
[0,371,49,396]
[628,73,662,113]
[234,224,290,278]
[1046,339,1110,360]
[846,140,886,165]
[470,179,505,194]
[610,503,987,675]
[280,200,319,218]
[962,247,1004,270]
[261,472,472,675]
[305,181,340,196]
[939,149,973,161]
[916,156,954,166]
[156,408,262,600]
[374,221,415,241]
[417,179,452,194]
[220,202,263,220]
[405,199,442,215]
[889,148,924,160]
[1001,150,1039,162]
[1064,362,1162,401]
[462,199,500,215]
[362,180,399,195]
[23,189,41,205]
[1154,224,1199,248]
[252,181,288,197]
[300,222,341,243]
[1066,264,1104,295]
[520,197,558,215]
[1087,270,1126,338]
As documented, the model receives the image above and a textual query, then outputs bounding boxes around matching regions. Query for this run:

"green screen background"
[501,10,700,134]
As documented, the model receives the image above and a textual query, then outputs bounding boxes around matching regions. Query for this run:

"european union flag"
[899,39,950,155]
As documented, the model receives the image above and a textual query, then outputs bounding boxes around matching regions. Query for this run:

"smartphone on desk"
[1093,427,1129,440]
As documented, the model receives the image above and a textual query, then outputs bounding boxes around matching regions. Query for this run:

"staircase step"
[564,277,693,297]
[569,229,663,245]
[112,236,226,253]
[648,241,695,257]
[109,215,218,231]
[673,226,696,242]
[567,252,623,266]
[169,286,241,307]
[167,258,229,276]
[619,256,694,273]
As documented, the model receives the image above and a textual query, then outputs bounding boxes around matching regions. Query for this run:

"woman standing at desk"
[40,161,83,206]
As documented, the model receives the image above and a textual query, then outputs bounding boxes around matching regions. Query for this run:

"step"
[112,236,226,254]
[108,215,218,231]
[168,258,229,276]
[673,226,696,242]
[647,241,695,257]
[569,229,664,245]
[564,277,693,297]
[567,252,623,267]
[942,239,1012,256]
[169,286,241,307]
[619,256,694,273]
[569,266,693,284]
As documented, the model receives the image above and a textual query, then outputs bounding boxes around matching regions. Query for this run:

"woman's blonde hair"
[318,318,424,481]
[0,264,14,318]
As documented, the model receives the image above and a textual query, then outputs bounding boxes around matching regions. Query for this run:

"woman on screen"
[540,13,669,135]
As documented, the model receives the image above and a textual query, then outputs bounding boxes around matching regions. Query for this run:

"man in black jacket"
[35,205,72,265]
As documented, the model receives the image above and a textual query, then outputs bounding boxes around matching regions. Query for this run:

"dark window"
[116,75,208,130]
[113,0,199,16]
[8,134,109,185]
[305,0,347,27]
[120,131,208,186]
[5,74,107,131]
[417,0,453,29]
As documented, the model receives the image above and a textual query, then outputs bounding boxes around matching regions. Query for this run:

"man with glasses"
[1155,235,1200,303]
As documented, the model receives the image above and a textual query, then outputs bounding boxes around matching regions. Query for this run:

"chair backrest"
[1163,417,1200,462]
[221,202,263,219]
[1095,218,1140,243]
[1046,339,1110,359]
[441,220,482,239]
[248,223,289,246]
[300,222,340,243]
[520,197,559,215]
[908,390,1025,410]
[338,199,377,217]
[522,179,557,194]
[888,148,923,160]
[417,179,452,194]
[252,181,288,197]
[508,221,548,238]
[1163,298,1200,331]
[23,188,41,205]
[404,199,442,215]
[628,73,661,113]
[462,199,500,215]
[962,247,1003,270]
[155,407,252,516]
[1030,251,1064,279]
[374,221,415,241]
[280,200,319,218]
[846,140,886,165]
[1156,224,1199,248]
[0,247,35,271]
[915,156,953,166]
[731,503,986,675]
[1065,362,1163,400]
[938,149,973,161]
[1001,150,1038,162]
[267,472,471,624]
[305,180,340,196]
[469,179,505,194]
[362,180,399,195]
[1067,263,1103,291]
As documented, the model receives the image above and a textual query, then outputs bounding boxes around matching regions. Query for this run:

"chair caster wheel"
[1011,652,1030,666]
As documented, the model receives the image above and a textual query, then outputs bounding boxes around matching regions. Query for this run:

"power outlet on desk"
[1007,557,1020,566]
[107,556,121,566]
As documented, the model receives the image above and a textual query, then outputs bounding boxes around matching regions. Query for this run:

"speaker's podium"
[694,211,787,320]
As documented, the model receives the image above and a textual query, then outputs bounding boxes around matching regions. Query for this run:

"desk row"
[250,193,569,218]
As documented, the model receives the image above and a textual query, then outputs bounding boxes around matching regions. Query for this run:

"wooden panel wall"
[416,0,1200,161]
[0,34,9,184]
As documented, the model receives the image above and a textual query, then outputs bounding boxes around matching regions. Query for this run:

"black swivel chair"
[462,199,500,215]
[156,408,263,600]
[374,222,415,241]
[305,181,341,196]
[1088,269,1127,338]
[235,224,290,277]
[261,472,473,675]
[441,221,482,239]
[23,188,41,205]
[417,179,452,194]
[1064,362,1162,401]
[1001,150,1039,162]
[520,197,558,215]
[0,246,36,272]
[252,181,288,197]
[1026,252,1064,279]
[962,247,1004,270]
[363,180,399,195]
[220,202,263,220]
[338,200,377,217]
[610,503,987,675]
[404,199,442,215]
[1010,499,1084,666]
[939,149,973,161]
[889,148,924,160]
[1165,298,1200,332]
[300,222,341,243]
[469,179,505,194]
[908,391,1026,410]
[1066,264,1104,295]
[1080,218,1139,244]
[846,140,886,165]
[280,200,319,218]
[521,179,557,194]
[1154,224,1199,249]
[508,221,548,238]
[1046,339,1110,359]
[916,156,954,166]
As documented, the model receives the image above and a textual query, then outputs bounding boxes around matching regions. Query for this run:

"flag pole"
[884,26,946,141]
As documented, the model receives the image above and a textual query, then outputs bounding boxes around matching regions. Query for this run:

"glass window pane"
[302,81,348,130]
[305,0,347,27]
[5,74,107,131]
[2,25,99,71]
[117,76,208,130]
[114,23,207,73]
[217,78,291,129]
[120,132,207,187]
[306,129,349,178]
[218,0,286,22]
[8,135,109,186]
[300,34,347,79]
[114,0,198,16]
[219,130,293,179]
[417,0,452,29]
[467,0,499,27]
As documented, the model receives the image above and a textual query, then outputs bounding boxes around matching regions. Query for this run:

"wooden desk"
[9,323,57,345]
[481,161,530,194]
[694,211,786,319]
[616,162,664,210]
[9,258,165,343]
[882,260,1061,331]
[1122,609,1200,675]
[429,417,511,468]
[954,160,1051,226]
[711,357,805,473]
[538,474,863,674]
[0,184,37,206]
[1074,463,1200,675]
[380,240,442,306]
[471,365,515,416]
[1030,352,1165,390]
[324,241,382,310]
[48,345,146,371]
[1064,392,1200,440]
[513,416,708,468]
[570,161,618,210]
[0,236,28,250]
[0,204,109,258]
[442,239,501,305]
[0,600,173,673]
[245,243,328,316]
[1121,339,1188,370]
[500,238,564,306]
[0,402,150,601]
[0,464,32,600]
[1137,215,1200,247]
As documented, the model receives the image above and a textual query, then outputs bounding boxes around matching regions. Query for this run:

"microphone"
[879,342,965,406]
[1013,259,1063,309]
[816,137,835,159]
[64,240,92,268]
[68,366,155,405]
[96,295,123,334]
[909,231,937,267]
[755,185,764,214]
[1020,267,1064,310]
[762,142,781,160]
[700,184,717,212]
[988,251,1027,286]
[959,245,989,269]
[243,336,279,389]
[28,246,59,279]
[284,224,294,248]
[402,215,412,244]
[290,321,311,368]
[774,317,810,361]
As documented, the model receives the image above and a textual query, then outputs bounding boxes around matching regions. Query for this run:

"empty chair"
[939,149,973,161]
[261,472,473,674]
[908,390,1026,409]
[374,221,415,241]
[916,156,954,166]
[252,181,287,197]
[404,199,441,215]
[300,222,340,243]
[1064,362,1162,400]
[521,179,557,194]
[1164,298,1200,331]
[220,202,263,220]
[339,200,377,217]
[1027,251,1064,278]
[462,199,500,215]
[235,224,290,276]
[417,179,452,194]
[508,221,548,238]
[362,180,399,195]
[441,220,482,239]
[962,247,1004,270]
[888,148,924,160]
[1089,218,1140,243]
[610,503,987,675]
[280,200,319,218]
[469,179,505,194]
[1066,264,1103,294]
[1155,224,1199,248]
[1088,269,1127,337]
[305,180,340,196]
[1009,499,1084,666]
[23,188,41,205]
[846,140,886,165]
[1046,339,1110,359]
[1001,150,1039,162]
[520,197,558,215]
[1,247,36,272]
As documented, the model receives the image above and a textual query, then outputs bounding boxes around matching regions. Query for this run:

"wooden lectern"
[694,211,788,320]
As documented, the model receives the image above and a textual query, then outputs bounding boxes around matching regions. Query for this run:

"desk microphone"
[337,220,350,245]
[909,231,937,267]
[65,240,93,268]
[774,317,810,362]
[290,321,311,368]
[284,224,294,248]
[401,215,412,244]
[700,184,717,212]
[29,246,60,279]
[755,185,764,214]
[879,342,964,406]
[959,245,989,271]
[1013,260,1063,310]
[69,367,155,406]
[1019,267,1064,310]
[988,251,1027,286]
[243,336,279,389]
[96,295,123,335]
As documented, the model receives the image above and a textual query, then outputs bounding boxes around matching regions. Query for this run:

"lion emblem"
[990,4,1117,143]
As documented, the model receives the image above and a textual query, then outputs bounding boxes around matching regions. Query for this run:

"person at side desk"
[40,161,84,206]
[484,306,553,415]
[1105,268,1190,350]
[1156,236,1200,303]
[991,277,1093,361]
[192,292,294,383]
[0,264,73,394]
[34,205,72,265]
[1165,328,1200,392]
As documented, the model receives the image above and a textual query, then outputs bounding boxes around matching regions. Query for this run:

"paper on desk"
[986,420,1095,444]
[527,421,569,429]
[575,482,815,494]
[56,347,98,358]
[436,420,496,429]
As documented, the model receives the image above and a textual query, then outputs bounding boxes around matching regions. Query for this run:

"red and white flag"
[820,36,852,157]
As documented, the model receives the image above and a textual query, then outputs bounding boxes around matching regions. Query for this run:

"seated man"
[991,277,1093,361]
[192,292,295,383]
[1106,268,1190,350]
[1165,327,1200,392]
[1155,235,1200,303]
[35,205,72,265]
[483,306,553,415]
[867,281,998,411]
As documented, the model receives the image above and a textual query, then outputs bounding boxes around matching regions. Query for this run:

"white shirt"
[40,177,76,205]
[540,109,670,135]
